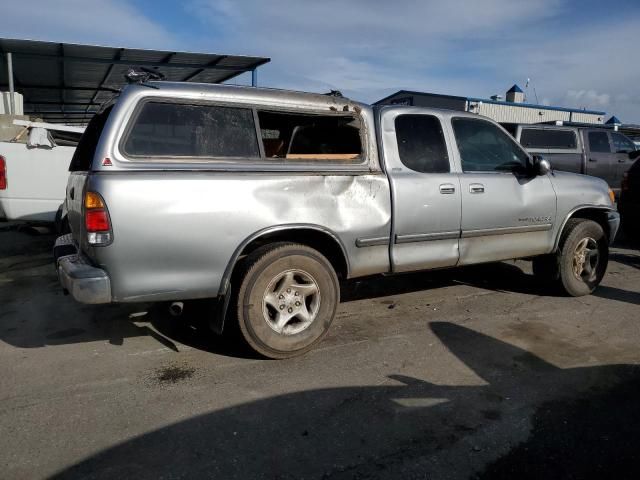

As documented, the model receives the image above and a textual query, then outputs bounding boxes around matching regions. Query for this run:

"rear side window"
[520,128,577,149]
[257,110,362,162]
[588,131,611,153]
[69,106,113,171]
[394,114,449,173]
[123,102,259,158]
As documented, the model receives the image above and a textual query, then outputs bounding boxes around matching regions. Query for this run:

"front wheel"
[235,243,339,359]
[557,219,609,296]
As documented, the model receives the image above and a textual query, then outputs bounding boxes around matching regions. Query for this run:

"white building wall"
[0,92,24,115]
[570,112,603,124]
[475,103,571,124]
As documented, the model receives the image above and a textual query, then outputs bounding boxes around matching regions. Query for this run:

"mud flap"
[209,287,231,335]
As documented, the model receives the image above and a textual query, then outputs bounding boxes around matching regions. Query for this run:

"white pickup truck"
[0,118,84,225]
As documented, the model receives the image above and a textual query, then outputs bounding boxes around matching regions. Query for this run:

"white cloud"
[187,0,640,122]
[566,90,611,108]
[1,0,178,49]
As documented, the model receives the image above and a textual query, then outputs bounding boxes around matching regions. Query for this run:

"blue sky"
[4,0,640,122]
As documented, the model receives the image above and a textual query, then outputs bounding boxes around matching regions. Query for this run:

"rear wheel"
[235,243,339,359]
[557,219,608,296]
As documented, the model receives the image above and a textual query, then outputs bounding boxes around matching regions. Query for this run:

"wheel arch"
[210,224,349,336]
[219,224,350,298]
[553,205,613,251]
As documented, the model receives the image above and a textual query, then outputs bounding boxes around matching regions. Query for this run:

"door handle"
[469,183,485,194]
[69,187,75,200]
[618,159,627,163]
[588,158,597,162]
[439,184,456,194]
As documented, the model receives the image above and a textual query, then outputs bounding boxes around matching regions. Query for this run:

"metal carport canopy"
[0,37,270,125]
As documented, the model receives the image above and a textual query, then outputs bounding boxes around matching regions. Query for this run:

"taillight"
[0,155,6,190]
[86,210,110,231]
[621,172,629,192]
[84,191,112,245]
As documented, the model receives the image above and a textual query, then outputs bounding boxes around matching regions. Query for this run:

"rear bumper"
[54,234,111,304]
[607,211,620,245]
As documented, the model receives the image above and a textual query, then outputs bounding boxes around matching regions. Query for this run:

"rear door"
[451,117,557,265]
[584,130,616,187]
[380,108,461,272]
[610,132,637,190]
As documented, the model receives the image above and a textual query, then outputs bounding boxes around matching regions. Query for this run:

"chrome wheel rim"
[572,237,599,282]
[262,269,321,335]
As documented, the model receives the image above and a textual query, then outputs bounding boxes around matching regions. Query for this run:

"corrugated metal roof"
[0,38,270,124]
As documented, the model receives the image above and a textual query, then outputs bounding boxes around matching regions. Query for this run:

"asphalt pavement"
[1,227,639,479]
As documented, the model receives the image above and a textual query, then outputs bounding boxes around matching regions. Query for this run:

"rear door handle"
[588,158,597,162]
[439,183,456,194]
[618,159,627,163]
[469,183,485,194]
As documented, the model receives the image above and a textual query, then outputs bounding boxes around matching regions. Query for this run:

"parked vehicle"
[513,124,640,195]
[54,82,619,358]
[618,159,640,239]
[0,119,83,224]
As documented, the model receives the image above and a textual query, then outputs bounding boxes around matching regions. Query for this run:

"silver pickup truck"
[55,82,619,358]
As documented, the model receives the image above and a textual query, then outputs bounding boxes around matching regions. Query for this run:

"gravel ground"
[1,228,639,479]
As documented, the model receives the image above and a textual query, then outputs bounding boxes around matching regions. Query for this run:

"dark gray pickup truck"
[514,124,640,195]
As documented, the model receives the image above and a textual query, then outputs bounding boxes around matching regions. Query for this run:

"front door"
[380,108,461,272]
[450,117,557,265]
[585,130,616,187]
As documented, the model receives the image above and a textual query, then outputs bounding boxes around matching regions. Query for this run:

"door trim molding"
[461,223,552,238]
[355,236,389,247]
[395,231,460,244]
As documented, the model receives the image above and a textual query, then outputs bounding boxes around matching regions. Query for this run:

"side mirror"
[628,150,640,160]
[532,155,551,175]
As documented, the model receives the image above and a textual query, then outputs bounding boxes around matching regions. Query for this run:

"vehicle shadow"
[1,228,638,353]
[50,322,640,480]
[340,261,551,302]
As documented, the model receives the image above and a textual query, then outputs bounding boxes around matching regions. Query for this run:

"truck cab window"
[394,114,449,173]
[611,133,636,153]
[520,129,577,149]
[452,118,528,173]
[588,131,611,153]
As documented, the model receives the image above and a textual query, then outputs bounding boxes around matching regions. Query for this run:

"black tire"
[557,219,608,296]
[235,242,339,359]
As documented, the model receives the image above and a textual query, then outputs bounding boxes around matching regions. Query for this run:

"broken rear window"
[122,101,260,159]
[257,110,363,162]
